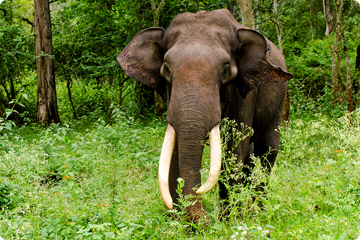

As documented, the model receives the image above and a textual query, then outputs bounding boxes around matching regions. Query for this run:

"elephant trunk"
[158,107,222,209]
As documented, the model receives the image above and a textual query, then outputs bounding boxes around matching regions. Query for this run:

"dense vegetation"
[1,0,360,239]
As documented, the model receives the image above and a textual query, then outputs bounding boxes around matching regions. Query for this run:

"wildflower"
[342,168,344,170]
[41,193,44,196]
[66,214,69,217]
[257,226,263,231]
[334,150,338,153]
[65,176,70,179]
[326,165,330,168]
[339,150,343,152]
[67,222,71,225]
[295,237,298,240]
[62,178,65,181]
[55,216,58,218]
[328,168,331,171]
[100,204,104,207]
[337,190,340,193]
[50,172,54,174]
[108,180,111,183]
[105,205,109,207]
[73,175,75,177]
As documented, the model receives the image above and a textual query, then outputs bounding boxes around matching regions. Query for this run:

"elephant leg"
[253,98,283,171]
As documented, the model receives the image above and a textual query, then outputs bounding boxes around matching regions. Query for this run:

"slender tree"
[34,0,60,124]
[237,0,253,28]
[355,43,360,95]
[332,0,344,104]
[151,0,166,117]
[323,0,333,36]
[356,44,360,71]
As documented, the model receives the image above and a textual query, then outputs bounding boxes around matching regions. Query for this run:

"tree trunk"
[118,78,124,107]
[151,0,166,117]
[332,0,344,104]
[331,45,336,96]
[34,0,60,125]
[282,87,290,125]
[323,0,333,36]
[237,0,253,28]
[66,78,76,120]
[9,78,19,125]
[356,44,360,71]
[272,0,289,124]
[273,0,283,55]
[253,0,261,31]
[355,44,360,95]
[309,4,315,39]
[341,31,353,112]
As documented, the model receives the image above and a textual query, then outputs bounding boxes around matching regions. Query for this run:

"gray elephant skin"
[117,9,293,222]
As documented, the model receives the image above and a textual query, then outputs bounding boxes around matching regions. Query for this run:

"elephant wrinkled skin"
[117,9,293,223]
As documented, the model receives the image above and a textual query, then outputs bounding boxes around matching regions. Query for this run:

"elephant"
[117,9,293,223]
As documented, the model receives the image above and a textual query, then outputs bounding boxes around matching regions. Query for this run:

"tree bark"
[356,44,360,71]
[237,0,253,28]
[66,77,76,120]
[332,0,344,104]
[273,0,283,55]
[355,44,360,95]
[272,0,289,124]
[34,0,60,124]
[151,0,166,117]
[323,0,333,36]
[341,31,353,112]
[330,45,337,96]
[151,0,165,28]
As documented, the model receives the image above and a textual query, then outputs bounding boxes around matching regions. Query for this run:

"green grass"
[1,109,360,239]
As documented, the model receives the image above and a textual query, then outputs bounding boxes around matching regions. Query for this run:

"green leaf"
[5,122,12,131]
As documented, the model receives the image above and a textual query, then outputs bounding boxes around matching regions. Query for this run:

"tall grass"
[1,109,360,239]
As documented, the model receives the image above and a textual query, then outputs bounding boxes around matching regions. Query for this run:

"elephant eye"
[164,64,171,75]
[161,63,172,82]
[221,65,231,78]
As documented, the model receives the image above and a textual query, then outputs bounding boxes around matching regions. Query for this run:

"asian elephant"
[117,9,293,222]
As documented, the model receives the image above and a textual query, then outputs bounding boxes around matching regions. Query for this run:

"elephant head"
[118,9,292,220]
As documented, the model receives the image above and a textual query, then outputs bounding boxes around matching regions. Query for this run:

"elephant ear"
[117,28,166,95]
[235,28,293,98]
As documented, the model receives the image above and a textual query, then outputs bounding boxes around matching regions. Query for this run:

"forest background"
[1,0,360,239]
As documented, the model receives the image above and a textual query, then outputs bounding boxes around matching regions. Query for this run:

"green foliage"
[0,90,27,133]
[0,178,20,211]
[2,110,360,238]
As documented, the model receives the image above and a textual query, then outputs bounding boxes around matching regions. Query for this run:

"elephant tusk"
[196,124,222,194]
[158,123,176,209]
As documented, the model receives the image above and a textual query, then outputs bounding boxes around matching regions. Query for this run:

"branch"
[13,16,34,26]
[0,8,7,17]
[343,1,354,30]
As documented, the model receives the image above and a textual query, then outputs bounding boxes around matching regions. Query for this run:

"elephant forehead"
[164,12,236,52]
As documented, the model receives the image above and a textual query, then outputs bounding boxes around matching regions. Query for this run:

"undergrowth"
[1,109,360,239]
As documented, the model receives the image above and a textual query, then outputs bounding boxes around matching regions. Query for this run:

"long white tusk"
[196,124,222,194]
[158,123,176,209]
